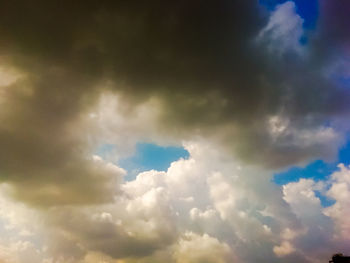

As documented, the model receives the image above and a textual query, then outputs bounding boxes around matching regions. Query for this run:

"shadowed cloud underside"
[0,0,350,262]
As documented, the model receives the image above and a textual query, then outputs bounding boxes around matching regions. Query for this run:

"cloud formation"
[0,142,350,262]
[0,0,349,262]
[0,0,348,176]
[258,1,305,55]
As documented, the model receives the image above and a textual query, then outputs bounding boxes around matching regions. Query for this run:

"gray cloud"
[0,0,348,236]
[313,0,350,57]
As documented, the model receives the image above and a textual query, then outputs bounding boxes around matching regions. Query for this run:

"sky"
[0,0,350,262]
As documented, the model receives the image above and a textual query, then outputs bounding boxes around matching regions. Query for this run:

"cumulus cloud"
[0,0,349,262]
[0,142,298,262]
[173,232,233,263]
[275,166,350,262]
[0,141,350,262]
[324,164,350,239]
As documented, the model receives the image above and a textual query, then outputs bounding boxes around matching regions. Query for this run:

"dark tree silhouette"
[329,253,350,263]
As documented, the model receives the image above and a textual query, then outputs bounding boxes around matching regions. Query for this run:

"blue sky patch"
[118,143,189,179]
[273,160,335,185]
[273,136,350,207]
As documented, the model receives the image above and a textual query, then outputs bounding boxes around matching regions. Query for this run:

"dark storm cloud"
[0,0,265,107]
[0,0,349,205]
[0,66,125,206]
[309,0,350,73]
[317,0,350,50]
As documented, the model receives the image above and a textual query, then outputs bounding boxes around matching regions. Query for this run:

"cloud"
[1,141,350,262]
[324,164,350,239]
[257,1,305,56]
[173,232,233,263]
[0,1,350,262]
[0,66,127,206]
[273,241,295,257]
[0,1,348,191]
[275,166,350,262]
[0,141,297,262]
[314,0,350,55]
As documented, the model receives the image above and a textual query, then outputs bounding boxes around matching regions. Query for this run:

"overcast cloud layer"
[0,0,350,262]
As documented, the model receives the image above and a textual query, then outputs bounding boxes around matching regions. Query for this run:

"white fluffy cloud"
[324,164,350,239]
[173,232,233,263]
[276,166,350,262]
[1,141,350,262]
